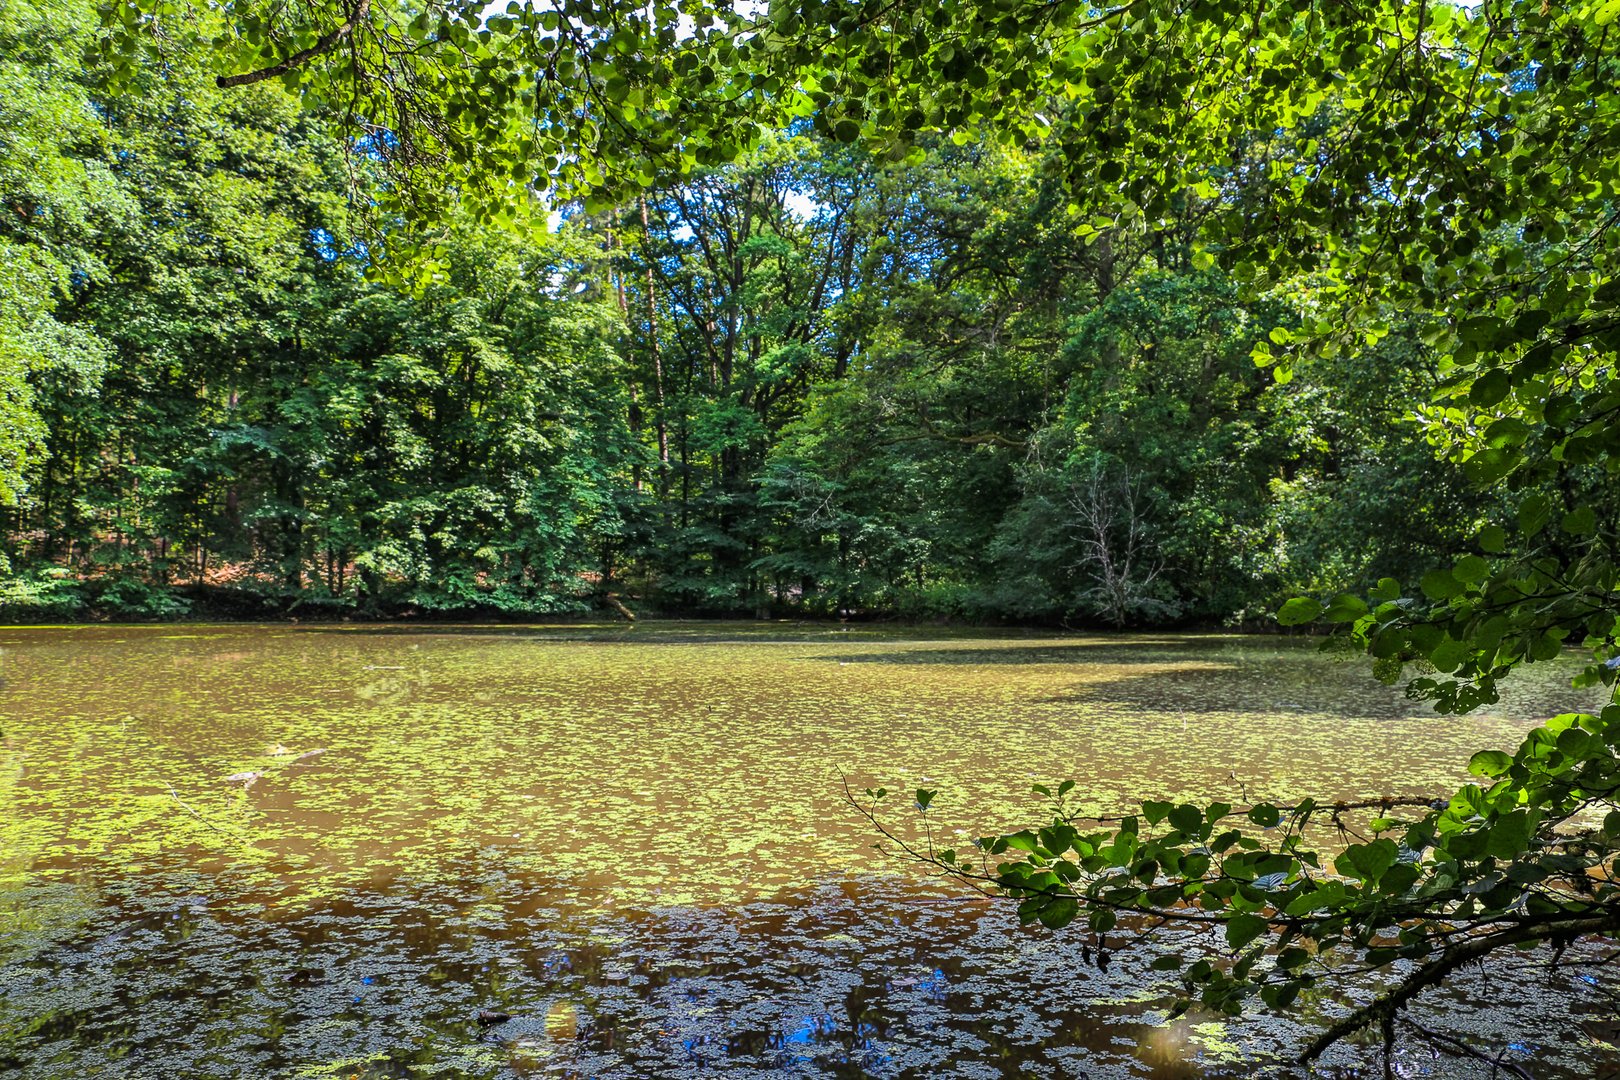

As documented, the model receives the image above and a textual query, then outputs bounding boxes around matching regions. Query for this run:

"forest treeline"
[2,0,1487,623]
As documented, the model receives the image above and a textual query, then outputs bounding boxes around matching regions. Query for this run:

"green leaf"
[1225,912,1269,950]
[1519,494,1552,535]
[1430,637,1469,673]
[1561,506,1597,535]
[1381,861,1421,895]
[1276,947,1310,971]
[1370,578,1402,602]
[1421,569,1462,601]
[1283,885,1338,916]
[1484,810,1536,860]
[1467,749,1513,777]
[1261,981,1301,1008]
[1469,368,1511,406]
[1168,803,1204,835]
[1142,800,1173,825]
[1335,839,1397,883]
[1038,896,1079,929]
[1276,597,1321,626]
[1323,593,1368,622]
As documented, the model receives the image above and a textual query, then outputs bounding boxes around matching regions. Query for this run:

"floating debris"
[221,770,263,790]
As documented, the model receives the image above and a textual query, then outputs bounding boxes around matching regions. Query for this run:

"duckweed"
[0,624,1612,1077]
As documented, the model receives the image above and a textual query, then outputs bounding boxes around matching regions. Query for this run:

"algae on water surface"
[0,624,1612,1077]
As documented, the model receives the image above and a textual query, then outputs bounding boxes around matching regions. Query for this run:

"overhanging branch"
[1300,909,1620,1063]
[216,0,370,89]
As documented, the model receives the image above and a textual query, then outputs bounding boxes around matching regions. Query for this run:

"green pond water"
[0,623,1615,1078]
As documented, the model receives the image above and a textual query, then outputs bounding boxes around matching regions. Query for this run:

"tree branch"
[216,0,370,89]
[1300,910,1620,1063]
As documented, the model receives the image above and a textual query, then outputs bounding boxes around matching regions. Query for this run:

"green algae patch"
[287,1053,395,1078]
[1189,1021,1243,1061]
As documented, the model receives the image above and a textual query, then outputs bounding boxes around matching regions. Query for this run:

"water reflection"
[0,625,1614,1077]
[5,864,1611,1077]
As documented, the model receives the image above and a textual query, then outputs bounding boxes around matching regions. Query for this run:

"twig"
[161,780,251,849]
[1399,1016,1535,1080]
[1301,911,1620,1062]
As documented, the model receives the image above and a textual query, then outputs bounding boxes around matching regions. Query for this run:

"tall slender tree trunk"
[640,196,670,492]
[609,225,643,492]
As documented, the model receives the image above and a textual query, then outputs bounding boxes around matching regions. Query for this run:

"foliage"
[0,0,119,504]
[3,14,1487,624]
[96,0,785,223]
[4,6,642,615]
[861,696,1620,1065]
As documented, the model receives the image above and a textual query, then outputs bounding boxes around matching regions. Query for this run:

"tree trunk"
[640,196,670,491]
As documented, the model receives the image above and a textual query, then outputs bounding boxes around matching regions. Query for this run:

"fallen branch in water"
[161,779,252,849]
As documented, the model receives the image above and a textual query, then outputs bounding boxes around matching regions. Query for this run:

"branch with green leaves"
[852,698,1620,1065]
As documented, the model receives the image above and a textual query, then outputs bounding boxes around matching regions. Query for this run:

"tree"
[96,0,787,222]
[816,1,1620,1067]
[70,2,1493,626]
[623,135,861,611]
[1064,457,1172,627]
[0,0,119,508]
[3,5,648,617]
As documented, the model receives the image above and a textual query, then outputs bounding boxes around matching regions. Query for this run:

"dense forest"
[1,0,1493,624]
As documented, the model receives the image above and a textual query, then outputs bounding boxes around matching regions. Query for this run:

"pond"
[1,623,1615,1078]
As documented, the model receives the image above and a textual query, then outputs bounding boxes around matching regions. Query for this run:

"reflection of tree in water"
[2,867,1603,1078]
[804,639,1227,666]
[804,640,1603,721]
